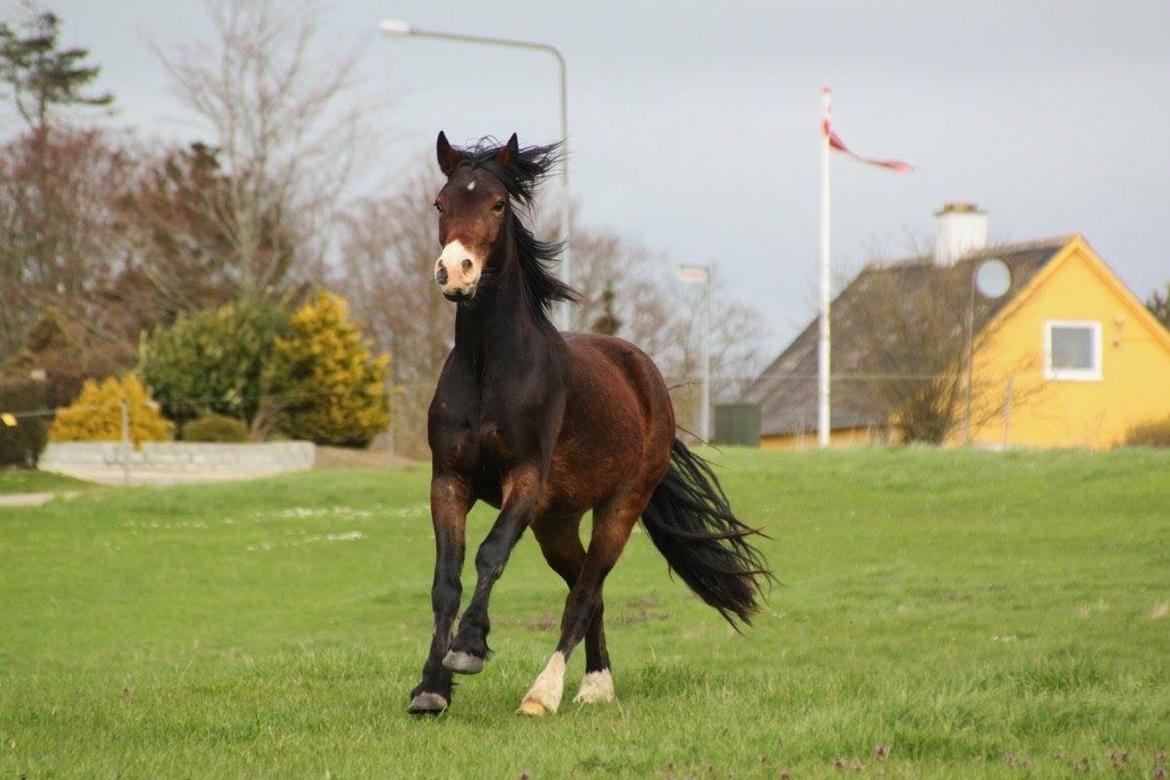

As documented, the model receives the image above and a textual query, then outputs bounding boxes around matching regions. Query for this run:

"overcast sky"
[23,0,1170,351]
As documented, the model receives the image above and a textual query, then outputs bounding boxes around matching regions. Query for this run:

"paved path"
[0,491,80,507]
[47,467,306,487]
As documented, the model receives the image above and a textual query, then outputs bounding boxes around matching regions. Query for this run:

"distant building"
[744,204,1170,449]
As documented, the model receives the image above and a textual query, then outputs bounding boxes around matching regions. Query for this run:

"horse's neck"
[452,251,559,377]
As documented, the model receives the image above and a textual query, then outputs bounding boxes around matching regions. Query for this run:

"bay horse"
[408,132,771,716]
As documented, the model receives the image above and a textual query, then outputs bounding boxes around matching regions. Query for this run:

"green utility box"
[713,404,761,447]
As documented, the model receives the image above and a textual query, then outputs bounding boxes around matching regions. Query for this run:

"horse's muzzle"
[442,288,475,302]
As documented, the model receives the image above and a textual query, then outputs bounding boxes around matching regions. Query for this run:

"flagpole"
[818,87,832,449]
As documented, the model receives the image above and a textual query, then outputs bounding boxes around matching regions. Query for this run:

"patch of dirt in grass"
[614,594,670,626]
[314,446,420,470]
[514,596,671,632]
[523,615,559,632]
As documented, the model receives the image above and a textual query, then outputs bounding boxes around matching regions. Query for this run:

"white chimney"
[934,202,987,265]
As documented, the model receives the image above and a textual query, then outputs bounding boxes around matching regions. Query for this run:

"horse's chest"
[435,402,510,462]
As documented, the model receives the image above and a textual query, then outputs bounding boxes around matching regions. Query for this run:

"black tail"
[640,439,774,628]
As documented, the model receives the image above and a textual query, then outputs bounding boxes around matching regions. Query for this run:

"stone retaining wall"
[39,441,316,474]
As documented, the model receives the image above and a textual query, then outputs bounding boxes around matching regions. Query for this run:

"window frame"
[1044,319,1102,382]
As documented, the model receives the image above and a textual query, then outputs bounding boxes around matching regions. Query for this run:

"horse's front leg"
[443,465,542,673]
[408,475,470,715]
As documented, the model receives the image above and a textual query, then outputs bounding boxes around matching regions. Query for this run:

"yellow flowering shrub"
[269,291,390,446]
[49,374,173,446]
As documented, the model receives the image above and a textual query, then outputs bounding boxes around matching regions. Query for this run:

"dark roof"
[742,236,1072,437]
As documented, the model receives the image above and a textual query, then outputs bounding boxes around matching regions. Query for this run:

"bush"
[3,307,136,410]
[182,414,249,442]
[138,299,290,429]
[49,375,172,446]
[268,291,390,447]
[0,380,50,467]
[1124,416,1170,448]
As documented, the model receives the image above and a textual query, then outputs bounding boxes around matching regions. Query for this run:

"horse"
[407,131,772,716]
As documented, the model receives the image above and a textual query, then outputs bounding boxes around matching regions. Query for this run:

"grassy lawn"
[2,448,1168,778]
[0,468,95,495]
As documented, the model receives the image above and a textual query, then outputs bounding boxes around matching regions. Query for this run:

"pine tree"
[0,10,112,134]
[590,279,623,336]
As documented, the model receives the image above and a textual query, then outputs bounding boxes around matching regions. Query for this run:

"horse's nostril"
[435,264,448,285]
[461,258,473,274]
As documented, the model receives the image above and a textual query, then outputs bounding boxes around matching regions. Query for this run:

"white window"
[1044,320,1102,381]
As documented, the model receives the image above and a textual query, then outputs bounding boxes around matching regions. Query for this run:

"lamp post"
[380,19,572,331]
[679,264,712,443]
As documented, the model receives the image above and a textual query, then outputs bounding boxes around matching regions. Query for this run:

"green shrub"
[138,299,290,427]
[1124,416,1170,448]
[49,375,172,446]
[182,414,249,442]
[0,380,49,468]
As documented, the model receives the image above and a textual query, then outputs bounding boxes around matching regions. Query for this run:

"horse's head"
[431,131,519,302]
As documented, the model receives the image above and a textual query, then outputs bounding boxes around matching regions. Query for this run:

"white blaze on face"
[435,238,483,298]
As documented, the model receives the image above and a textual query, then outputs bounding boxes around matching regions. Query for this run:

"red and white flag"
[821,86,914,172]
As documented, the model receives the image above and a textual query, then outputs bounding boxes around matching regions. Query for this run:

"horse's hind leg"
[519,492,646,715]
[531,514,613,704]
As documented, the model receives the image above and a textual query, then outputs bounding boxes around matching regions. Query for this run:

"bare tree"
[556,211,768,434]
[841,255,1042,444]
[158,0,361,298]
[116,140,288,324]
[337,166,452,457]
[0,127,134,360]
[0,7,124,360]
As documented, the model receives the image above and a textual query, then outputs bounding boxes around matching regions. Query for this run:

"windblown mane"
[455,137,580,317]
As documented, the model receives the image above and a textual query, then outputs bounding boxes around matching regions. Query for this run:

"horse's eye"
[492,201,505,214]
[434,202,443,213]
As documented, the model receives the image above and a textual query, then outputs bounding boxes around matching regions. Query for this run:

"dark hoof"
[407,691,449,715]
[442,650,484,675]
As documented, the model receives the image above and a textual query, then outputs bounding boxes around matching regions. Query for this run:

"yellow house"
[743,206,1170,450]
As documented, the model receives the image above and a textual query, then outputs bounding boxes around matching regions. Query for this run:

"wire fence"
[2,369,996,461]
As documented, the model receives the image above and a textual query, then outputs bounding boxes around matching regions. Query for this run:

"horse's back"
[564,333,672,424]
[541,333,674,514]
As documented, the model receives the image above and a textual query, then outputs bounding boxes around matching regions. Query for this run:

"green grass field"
[0,468,95,495]
[2,449,1169,778]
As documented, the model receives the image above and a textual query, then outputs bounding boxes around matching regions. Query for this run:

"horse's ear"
[436,131,462,176]
[497,133,519,166]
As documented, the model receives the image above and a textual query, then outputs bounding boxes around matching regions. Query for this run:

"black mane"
[454,137,579,318]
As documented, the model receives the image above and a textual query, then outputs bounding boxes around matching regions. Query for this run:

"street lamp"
[679,264,712,443]
[380,19,573,331]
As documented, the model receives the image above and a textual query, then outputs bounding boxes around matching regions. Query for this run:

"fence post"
[121,399,130,485]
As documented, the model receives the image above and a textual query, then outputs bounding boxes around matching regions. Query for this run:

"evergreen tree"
[1148,284,1170,331]
[0,9,112,134]
[590,279,623,337]
[269,292,390,447]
